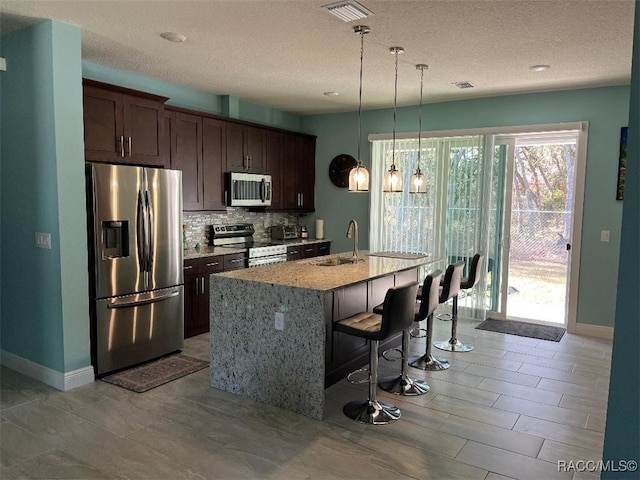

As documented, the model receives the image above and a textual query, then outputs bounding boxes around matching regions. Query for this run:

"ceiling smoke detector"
[322,1,373,22]
[453,81,475,89]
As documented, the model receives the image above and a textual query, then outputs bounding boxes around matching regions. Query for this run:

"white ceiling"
[0,0,635,115]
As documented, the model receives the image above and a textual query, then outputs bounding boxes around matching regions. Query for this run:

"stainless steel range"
[209,223,288,267]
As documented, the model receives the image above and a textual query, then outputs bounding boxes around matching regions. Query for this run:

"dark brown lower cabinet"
[324,269,418,387]
[184,253,247,338]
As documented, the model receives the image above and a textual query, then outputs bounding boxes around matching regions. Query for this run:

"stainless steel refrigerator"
[86,163,184,376]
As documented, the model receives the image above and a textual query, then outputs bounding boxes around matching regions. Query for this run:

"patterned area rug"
[101,354,208,393]
[476,318,566,342]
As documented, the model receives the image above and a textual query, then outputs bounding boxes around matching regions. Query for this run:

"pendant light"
[410,64,428,194]
[383,46,404,193]
[348,25,370,192]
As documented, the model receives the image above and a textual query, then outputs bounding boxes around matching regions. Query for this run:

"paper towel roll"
[315,219,324,239]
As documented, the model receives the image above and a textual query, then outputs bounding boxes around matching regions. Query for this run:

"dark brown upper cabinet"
[226,123,266,173]
[83,79,167,167]
[167,109,227,211]
[282,133,316,212]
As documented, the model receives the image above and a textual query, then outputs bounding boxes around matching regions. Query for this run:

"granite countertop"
[183,238,331,260]
[215,251,438,292]
[183,245,246,260]
[269,238,331,246]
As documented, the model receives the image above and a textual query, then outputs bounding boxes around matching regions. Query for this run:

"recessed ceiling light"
[529,64,550,72]
[160,32,187,43]
[323,91,340,97]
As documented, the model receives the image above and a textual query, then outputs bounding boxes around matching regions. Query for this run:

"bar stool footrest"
[346,367,370,385]
[409,327,427,338]
[381,348,402,362]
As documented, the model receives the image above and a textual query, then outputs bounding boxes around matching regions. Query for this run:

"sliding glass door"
[491,133,579,326]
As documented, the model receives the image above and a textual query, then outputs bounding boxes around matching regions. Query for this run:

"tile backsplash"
[183,208,309,248]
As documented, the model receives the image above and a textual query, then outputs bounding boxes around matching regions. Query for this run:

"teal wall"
[602,0,640,473]
[82,61,304,132]
[302,86,630,329]
[0,21,90,373]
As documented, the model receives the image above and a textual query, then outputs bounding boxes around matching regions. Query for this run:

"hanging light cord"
[417,66,424,174]
[357,31,365,164]
[391,48,399,169]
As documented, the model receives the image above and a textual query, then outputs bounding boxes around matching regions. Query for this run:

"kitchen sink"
[313,257,360,267]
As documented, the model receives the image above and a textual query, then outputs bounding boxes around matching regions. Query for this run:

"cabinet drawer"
[223,253,247,270]
[198,255,224,274]
[317,242,331,257]
[286,245,301,261]
[301,244,318,258]
[183,259,198,273]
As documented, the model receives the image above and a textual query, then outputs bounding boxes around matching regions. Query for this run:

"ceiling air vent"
[322,1,373,22]
[453,81,475,89]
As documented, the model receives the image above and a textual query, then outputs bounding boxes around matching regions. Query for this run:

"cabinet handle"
[128,137,132,157]
[184,265,193,270]
[201,276,205,294]
[224,190,228,205]
[205,261,220,267]
[248,155,252,170]
[195,277,199,295]
[300,193,304,206]
[119,135,125,157]
[230,258,243,263]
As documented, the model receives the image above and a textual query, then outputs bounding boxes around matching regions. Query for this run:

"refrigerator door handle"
[107,290,180,309]
[136,190,147,273]
[145,190,154,273]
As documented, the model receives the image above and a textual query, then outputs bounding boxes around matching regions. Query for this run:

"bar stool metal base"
[343,399,401,425]
[378,374,430,396]
[433,339,474,352]
[408,353,451,371]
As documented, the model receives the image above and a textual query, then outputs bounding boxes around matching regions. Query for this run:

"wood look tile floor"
[0,318,612,480]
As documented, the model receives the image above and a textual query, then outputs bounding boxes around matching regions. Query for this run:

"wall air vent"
[322,1,373,22]
[453,81,475,89]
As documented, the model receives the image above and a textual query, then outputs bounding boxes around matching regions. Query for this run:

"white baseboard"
[574,323,614,340]
[0,349,95,391]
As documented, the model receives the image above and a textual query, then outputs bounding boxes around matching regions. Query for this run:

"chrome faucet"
[346,219,359,262]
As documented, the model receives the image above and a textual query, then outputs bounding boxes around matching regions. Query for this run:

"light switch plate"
[600,230,610,243]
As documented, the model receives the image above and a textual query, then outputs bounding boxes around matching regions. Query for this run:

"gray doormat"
[101,354,208,392]
[476,318,566,342]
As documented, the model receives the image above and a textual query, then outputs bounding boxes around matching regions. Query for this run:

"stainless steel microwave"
[227,172,272,207]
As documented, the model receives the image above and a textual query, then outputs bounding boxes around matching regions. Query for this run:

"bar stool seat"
[334,281,418,425]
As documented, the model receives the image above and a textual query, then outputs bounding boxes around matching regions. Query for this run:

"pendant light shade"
[410,64,428,194]
[348,25,370,192]
[383,46,404,193]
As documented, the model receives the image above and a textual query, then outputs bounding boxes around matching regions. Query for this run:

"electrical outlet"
[274,312,285,331]
[35,232,51,249]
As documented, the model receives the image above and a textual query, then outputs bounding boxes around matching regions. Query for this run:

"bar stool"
[334,281,418,425]
[375,277,432,395]
[433,261,475,352]
[408,269,451,371]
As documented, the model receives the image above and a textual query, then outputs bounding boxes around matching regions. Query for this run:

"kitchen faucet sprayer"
[346,219,359,262]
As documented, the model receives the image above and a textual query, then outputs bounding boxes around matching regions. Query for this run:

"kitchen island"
[209,252,441,419]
